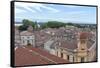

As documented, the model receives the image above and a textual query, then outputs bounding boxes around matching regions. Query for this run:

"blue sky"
[15,2,96,24]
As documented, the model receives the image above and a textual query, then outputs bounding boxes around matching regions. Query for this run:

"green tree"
[41,23,48,29]
[22,19,36,28]
[45,21,66,28]
[18,19,37,31]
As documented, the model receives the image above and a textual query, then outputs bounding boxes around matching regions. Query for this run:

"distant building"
[20,25,35,47]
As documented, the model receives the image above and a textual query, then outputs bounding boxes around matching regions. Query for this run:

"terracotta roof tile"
[28,47,68,63]
[79,32,90,39]
[15,46,68,66]
[57,39,78,50]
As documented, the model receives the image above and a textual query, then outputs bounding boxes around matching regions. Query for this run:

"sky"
[15,2,97,24]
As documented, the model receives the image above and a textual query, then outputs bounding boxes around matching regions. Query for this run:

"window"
[27,40,30,44]
[67,55,69,60]
[27,40,31,46]
[73,56,74,62]
[23,40,24,43]
[61,53,63,58]
[81,57,84,62]
[56,51,58,56]
[21,37,24,39]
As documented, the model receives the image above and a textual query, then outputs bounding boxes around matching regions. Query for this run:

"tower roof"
[79,32,90,39]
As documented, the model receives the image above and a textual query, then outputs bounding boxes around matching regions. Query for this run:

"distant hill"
[15,22,22,24]
[15,21,96,25]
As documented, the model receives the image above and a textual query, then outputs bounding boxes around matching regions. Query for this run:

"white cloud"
[15,2,36,13]
[15,2,60,13]
[41,5,60,13]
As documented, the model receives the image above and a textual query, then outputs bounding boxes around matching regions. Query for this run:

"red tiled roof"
[61,40,77,50]
[28,47,68,63]
[15,46,68,66]
[34,31,51,46]
[56,36,94,50]
[56,39,78,50]
[79,32,90,39]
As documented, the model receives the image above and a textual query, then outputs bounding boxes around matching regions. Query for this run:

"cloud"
[15,2,36,13]
[15,2,96,24]
[41,5,60,13]
[15,2,60,13]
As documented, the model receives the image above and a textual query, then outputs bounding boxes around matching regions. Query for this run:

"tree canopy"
[18,19,92,30]
[40,21,66,29]
[18,19,37,31]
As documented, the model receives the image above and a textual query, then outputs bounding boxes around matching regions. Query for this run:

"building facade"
[16,25,35,47]
[53,32,96,63]
[20,26,35,46]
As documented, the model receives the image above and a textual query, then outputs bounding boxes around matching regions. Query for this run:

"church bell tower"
[76,32,89,62]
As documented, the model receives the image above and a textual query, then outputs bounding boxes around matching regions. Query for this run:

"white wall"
[20,35,35,46]
[0,0,99,68]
